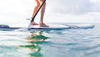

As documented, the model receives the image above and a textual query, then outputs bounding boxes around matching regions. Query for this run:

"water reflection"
[19,31,48,57]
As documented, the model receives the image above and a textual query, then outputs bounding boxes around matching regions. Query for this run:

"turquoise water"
[0,23,100,57]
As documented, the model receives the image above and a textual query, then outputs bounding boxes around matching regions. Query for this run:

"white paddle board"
[0,24,94,30]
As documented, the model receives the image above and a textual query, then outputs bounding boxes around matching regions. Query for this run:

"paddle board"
[0,24,94,30]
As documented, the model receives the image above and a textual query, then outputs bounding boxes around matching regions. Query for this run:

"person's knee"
[35,2,40,7]
[35,0,40,6]
[39,0,46,5]
[36,3,40,7]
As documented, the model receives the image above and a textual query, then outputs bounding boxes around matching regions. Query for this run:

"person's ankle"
[39,22,44,24]
[31,21,38,25]
[31,21,35,23]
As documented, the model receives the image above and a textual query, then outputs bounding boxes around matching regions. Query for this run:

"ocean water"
[0,23,100,57]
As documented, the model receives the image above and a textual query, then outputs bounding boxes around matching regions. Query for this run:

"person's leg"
[31,0,40,25]
[39,0,49,27]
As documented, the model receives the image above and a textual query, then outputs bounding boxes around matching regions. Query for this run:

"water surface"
[0,23,100,57]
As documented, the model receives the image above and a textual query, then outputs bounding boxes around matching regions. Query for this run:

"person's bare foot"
[31,22,38,25]
[39,23,49,27]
